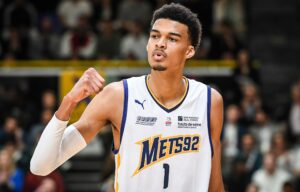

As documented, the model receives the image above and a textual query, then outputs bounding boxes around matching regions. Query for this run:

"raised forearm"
[55,93,78,121]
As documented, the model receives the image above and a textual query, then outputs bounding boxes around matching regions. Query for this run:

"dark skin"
[56,18,224,192]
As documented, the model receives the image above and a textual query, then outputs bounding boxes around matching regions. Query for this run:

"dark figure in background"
[29,16,60,59]
[59,15,97,59]
[95,19,121,59]
[3,0,37,31]
[226,133,262,192]
[234,49,260,86]
[209,19,244,59]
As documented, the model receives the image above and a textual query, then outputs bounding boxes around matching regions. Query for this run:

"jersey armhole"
[207,85,214,157]
[112,79,129,154]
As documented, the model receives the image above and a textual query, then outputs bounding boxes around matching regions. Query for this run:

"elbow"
[30,158,52,176]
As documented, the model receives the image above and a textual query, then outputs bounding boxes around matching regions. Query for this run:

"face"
[226,105,240,123]
[291,84,300,102]
[0,150,11,167]
[264,153,276,173]
[42,91,56,108]
[147,19,195,72]
[4,117,18,133]
[242,134,254,152]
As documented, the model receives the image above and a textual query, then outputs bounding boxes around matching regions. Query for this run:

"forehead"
[151,18,189,36]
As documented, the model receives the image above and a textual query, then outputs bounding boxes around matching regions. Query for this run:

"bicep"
[208,88,224,192]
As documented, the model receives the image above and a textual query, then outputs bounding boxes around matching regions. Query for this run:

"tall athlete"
[31,3,224,192]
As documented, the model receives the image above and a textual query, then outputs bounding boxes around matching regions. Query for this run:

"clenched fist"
[68,68,105,103]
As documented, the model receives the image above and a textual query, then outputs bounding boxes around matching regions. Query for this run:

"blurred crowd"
[0,0,299,192]
[0,0,249,61]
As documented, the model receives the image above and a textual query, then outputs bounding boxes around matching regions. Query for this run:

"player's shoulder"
[103,75,145,93]
[103,81,124,94]
[93,81,124,107]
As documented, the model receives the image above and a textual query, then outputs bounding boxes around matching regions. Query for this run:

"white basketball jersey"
[113,75,213,192]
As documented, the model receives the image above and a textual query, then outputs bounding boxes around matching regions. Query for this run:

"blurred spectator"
[3,0,37,32]
[95,19,121,59]
[23,171,64,192]
[245,183,259,192]
[241,83,261,124]
[209,19,243,59]
[222,105,246,177]
[271,132,292,172]
[238,134,262,182]
[225,158,249,192]
[0,116,23,153]
[0,79,37,127]
[252,152,292,192]
[117,0,152,30]
[250,109,279,154]
[41,90,57,111]
[57,0,93,30]
[59,15,97,59]
[282,181,296,192]
[287,142,300,190]
[226,133,262,192]
[2,0,37,60]
[194,36,211,59]
[91,0,117,25]
[213,0,246,38]
[120,21,147,60]
[27,109,53,153]
[0,148,24,192]
[234,49,260,86]
[1,27,30,60]
[34,178,57,192]
[287,82,300,142]
[29,16,60,59]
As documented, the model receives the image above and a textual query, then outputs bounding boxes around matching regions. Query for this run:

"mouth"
[152,50,167,61]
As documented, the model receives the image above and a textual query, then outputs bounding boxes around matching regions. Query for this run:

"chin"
[151,64,167,71]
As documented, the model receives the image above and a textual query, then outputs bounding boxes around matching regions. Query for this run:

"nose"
[156,38,167,49]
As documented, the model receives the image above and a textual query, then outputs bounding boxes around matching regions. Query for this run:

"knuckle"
[82,77,89,83]
[88,67,95,73]
[85,70,91,76]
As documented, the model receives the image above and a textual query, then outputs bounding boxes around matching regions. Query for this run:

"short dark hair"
[150,3,202,50]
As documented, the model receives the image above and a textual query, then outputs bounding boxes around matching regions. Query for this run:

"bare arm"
[57,67,123,143]
[30,68,123,175]
[208,89,225,192]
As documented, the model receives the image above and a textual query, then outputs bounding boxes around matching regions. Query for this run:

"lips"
[152,50,167,61]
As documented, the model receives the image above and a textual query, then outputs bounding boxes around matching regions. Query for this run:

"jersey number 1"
[163,163,169,189]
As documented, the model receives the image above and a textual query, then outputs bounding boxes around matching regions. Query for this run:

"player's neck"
[148,71,186,107]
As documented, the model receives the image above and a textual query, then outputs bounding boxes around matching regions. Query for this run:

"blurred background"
[0,0,300,191]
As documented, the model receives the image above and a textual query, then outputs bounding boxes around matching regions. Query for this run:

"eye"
[169,37,177,42]
[150,34,159,39]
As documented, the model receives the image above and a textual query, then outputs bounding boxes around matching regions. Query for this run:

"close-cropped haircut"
[150,3,202,50]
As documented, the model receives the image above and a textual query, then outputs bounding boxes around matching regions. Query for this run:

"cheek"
[168,46,188,59]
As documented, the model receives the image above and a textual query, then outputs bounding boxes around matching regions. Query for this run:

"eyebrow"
[150,29,182,38]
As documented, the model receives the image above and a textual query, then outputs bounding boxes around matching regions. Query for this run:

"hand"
[68,68,105,104]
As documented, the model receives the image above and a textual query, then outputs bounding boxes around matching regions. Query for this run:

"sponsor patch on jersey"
[178,116,201,129]
[136,116,157,126]
[132,134,201,176]
[165,117,172,126]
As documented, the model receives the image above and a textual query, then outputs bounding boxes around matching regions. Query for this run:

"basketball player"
[31,3,224,192]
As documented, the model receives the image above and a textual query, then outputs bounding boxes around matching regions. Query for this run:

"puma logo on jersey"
[135,99,146,109]
[132,134,201,176]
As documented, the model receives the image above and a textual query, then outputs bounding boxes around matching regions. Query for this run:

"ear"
[146,43,149,52]
[186,46,195,59]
